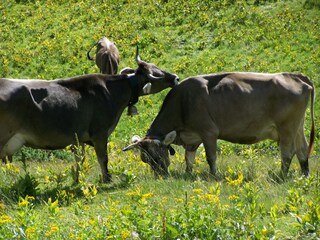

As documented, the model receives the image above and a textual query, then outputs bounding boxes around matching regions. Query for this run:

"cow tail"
[87,41,98,61]
[107,54,117,75]
[307,82,315,158]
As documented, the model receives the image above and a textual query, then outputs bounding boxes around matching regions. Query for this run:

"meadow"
[0,0,320,239]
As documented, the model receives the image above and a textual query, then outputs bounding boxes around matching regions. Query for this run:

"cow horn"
[148,74,164,80]
[87,40,99,61]
[122,135,142,151]
[135,46,141,63]
[122,142,138,151]
[143,82,152,94]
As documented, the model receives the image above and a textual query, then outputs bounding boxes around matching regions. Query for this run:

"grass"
[0,0,320,239]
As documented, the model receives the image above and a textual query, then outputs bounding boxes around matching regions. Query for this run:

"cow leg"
[94,141,111,183]
[279,132,296,179]
[185,150,196,173]
[202,138,218,179]
[295,125,309,176]
[1,156,13,164]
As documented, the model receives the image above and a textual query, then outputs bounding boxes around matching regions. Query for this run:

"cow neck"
[127,74,140,107]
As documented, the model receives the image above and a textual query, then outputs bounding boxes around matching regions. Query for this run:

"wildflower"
[226,173,244,186]
[142,192,154,199]
[0,202,5,211]
[261,226,268,236]
[192,188,203,194]
[18,195,35,208]
[121,229,130,239]
[0,215,11,225]
[202,193,220,204]
[47,198,60,216]
[215,220,221,225]
[26,227,36,238]
[228,195,239,200]
[175,198,184,203]
[45,224,59,237]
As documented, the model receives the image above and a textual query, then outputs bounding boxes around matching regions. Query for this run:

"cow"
[123,72,315,179]
[87,37,140,116]
[0,47,179,182]
[87,37,119,75]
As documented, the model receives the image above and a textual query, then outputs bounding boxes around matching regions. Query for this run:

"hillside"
[0,0,320,239]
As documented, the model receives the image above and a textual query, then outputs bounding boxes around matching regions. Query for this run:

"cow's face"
[123,132,177,176]
[134,47,179,94]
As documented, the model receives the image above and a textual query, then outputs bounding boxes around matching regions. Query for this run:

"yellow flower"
[226,173,244,186]
[192,188,203,194]
[174,198,184,203]
[26,227,36,238]
[202,193,220,204]
[0,215,11,225]
[142,192,154,200]
[120,229,130,239]
[0,202,5,211]
[45,224,59,237]
[126,191,140,197]
[261,226,268,236]
[18,196,35,208]
[228,195,239,200]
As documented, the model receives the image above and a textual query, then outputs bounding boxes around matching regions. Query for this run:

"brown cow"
[0,47,179,182]
[124,72,315,179]
[87,37,119,74]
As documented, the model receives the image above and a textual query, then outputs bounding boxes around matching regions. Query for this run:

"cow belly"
[220,124,279,144]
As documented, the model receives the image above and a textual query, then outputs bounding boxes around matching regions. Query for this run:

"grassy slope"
[0,0,320,239]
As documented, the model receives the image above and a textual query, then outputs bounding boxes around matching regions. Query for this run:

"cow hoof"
[101,173,112,183]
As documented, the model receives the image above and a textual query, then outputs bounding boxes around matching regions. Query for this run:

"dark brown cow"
[87,37,119,74]
[0,48,179,182]
[124,72,315,179]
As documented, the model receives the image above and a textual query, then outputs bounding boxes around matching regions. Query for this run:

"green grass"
[0,0,320,239]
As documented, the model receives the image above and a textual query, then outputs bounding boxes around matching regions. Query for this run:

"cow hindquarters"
[94,140,111,183]
[295,124,309,176]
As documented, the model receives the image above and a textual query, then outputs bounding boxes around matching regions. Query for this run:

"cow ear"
[163,131,176,145]
[142,82,152,94]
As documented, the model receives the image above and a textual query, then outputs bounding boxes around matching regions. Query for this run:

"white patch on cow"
[2,133,26,156]
[163,131,177,145]
[143,83,152,94]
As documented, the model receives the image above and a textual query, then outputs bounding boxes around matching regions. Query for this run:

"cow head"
[123,131,177,176]
[134,47,179,95]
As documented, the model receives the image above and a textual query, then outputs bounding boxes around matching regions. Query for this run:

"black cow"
[0,47,179,182]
